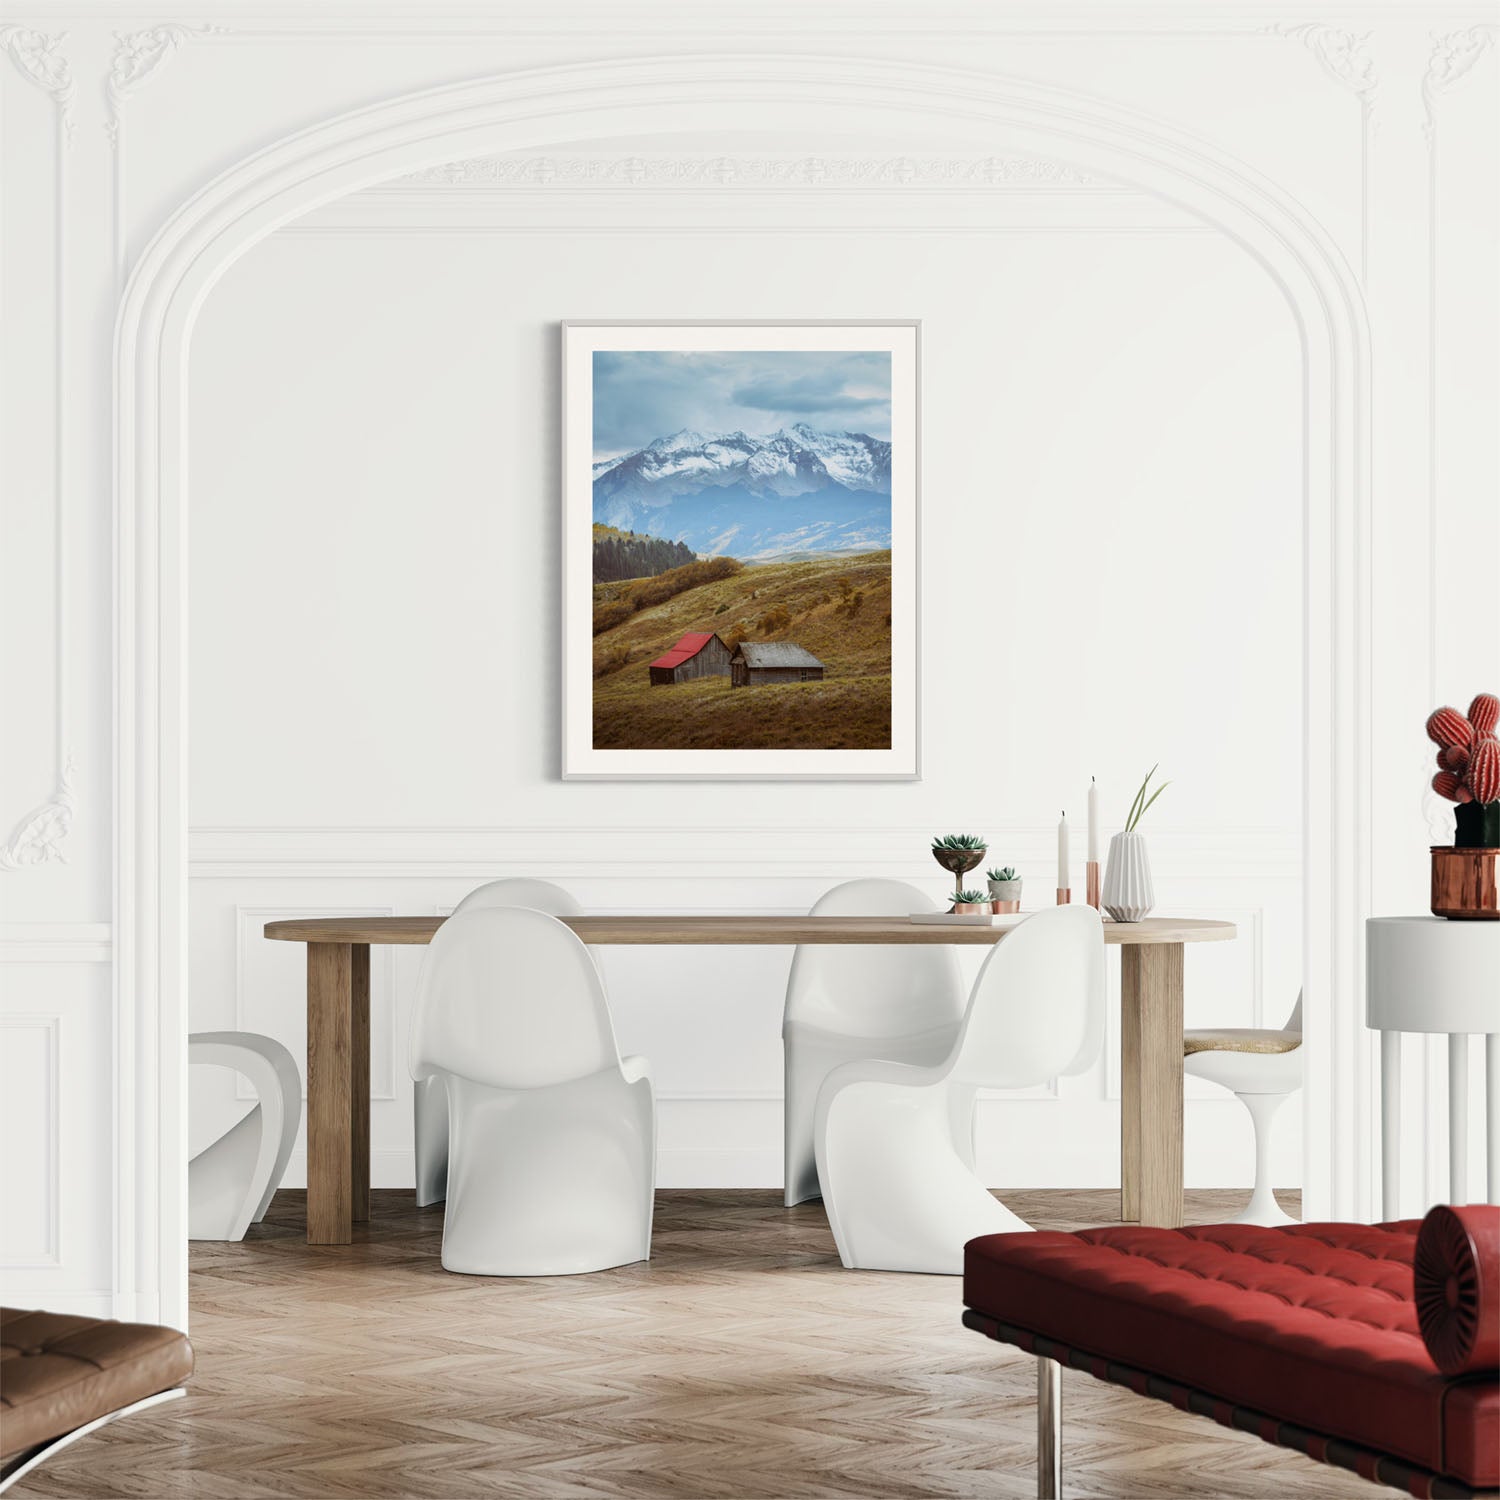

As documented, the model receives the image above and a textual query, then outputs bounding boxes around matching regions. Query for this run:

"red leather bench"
[963,1205,1498,1499]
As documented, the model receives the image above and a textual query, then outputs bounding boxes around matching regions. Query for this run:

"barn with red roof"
[647,631,733,686]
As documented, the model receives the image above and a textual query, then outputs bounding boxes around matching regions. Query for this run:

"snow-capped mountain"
[592,423,892,559]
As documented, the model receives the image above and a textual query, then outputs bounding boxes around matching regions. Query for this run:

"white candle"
[1088,778,1099,863]
[1057,810,1070,891]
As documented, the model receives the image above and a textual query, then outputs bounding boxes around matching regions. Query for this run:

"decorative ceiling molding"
[391,154,1107,190]
[0,26,74,139]
[106,24,228,146]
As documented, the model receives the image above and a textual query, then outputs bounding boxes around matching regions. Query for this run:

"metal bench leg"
[1038,1356,1061,1499]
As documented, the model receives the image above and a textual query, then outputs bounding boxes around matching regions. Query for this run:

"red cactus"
[1469,693,1499,738]
[1441,744,1470,773]
[1466,736,1500,804]
[1433,771,1466,802]
[1427,706,1473,748]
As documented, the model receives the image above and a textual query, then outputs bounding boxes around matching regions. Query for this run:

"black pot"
[1455,800,1500,849]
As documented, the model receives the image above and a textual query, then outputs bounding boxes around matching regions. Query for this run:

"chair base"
[0,1390,185,1495]
[965,1311,1488,1499]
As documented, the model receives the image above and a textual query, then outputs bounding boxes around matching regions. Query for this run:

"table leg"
[307,942,353,1245]
[1120,943,1184,1228]
[1450,1033,1469,1204]
[351,944,371,1223]
[1488,1034,1499,1206]
[1382,1031,1401,1221]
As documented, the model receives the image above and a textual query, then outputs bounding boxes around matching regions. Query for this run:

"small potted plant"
[931,833,987,899]
[951,889,991,915]
[986,866,1022,912]
[1426,693,1499,919]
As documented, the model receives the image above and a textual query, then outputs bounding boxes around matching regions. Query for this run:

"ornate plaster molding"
[1270,23,1378,108]
[392,153,1105,189]
[1423,26,1497,137]
[0,27,75,140]
[1,759,76,873]
[106,24,227,146]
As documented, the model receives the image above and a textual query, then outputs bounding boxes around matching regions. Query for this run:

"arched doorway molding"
[116,53,1370,1326]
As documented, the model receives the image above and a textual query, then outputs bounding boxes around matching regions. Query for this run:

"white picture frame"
[561,320,920,781]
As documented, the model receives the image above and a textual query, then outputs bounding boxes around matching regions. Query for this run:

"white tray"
[908,912,1030,927]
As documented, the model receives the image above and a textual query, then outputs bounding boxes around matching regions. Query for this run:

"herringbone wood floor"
[15,1188,1371,1499]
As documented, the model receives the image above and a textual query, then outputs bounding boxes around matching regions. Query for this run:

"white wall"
[2,1,1495,1321]
[184,177,1304,1189]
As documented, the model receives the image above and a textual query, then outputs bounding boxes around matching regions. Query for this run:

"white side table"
[1366,916,1500,1218]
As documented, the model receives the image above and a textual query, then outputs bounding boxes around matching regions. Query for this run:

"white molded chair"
[414,878,587,1207]
[783,879,967,1207]
[409,905,655,1276]
[814,904,1106,1274]
[1183,993,1303,1226]
[188,1032,301,1241]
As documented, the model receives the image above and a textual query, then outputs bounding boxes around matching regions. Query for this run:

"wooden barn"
[730,642,826,687]
[648,631,732,686]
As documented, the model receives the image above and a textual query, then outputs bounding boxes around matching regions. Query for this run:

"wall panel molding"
[189,824,1302,881]
[0,924,112,962]
[0,1016,61,1268]
[1,26,76,874]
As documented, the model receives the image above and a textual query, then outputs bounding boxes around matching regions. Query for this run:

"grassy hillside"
[592,550,892,750]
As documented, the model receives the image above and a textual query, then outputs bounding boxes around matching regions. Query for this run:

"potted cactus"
[951,889,991,915]
[986,866,1022,912]
[931,833,987,898]
[1426,693,1499,919]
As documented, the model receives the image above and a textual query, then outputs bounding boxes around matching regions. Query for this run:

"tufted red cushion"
[964,1220,1498,1490]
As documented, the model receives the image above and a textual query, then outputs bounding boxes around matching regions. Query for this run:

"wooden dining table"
[264,913,1236,1244]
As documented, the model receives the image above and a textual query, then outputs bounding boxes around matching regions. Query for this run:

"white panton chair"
[188,1032,302,1241]
[783,879,967,1208]
[414,878,587,1207]
[409,905,655,1276]
[814,904,1106,1273]
[1183,992,1303,1226]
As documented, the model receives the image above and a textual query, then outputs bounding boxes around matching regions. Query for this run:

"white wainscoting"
[0,929,116,1314]
[190,825,1301,1190]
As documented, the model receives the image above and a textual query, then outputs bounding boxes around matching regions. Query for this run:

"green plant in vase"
[951,889,991,914]
[1102,766,1170,922]
[932,833,987,898]
[986,866,1022,909]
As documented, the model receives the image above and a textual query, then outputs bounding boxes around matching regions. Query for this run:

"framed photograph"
[562,321,919,780]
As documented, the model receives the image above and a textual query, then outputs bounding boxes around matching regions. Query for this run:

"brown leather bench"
[1,1308,193,1493]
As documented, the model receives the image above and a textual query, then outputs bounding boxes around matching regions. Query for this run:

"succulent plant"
[1124,765,1170,833]
[1426,694,1500,807]
[932,833,987,851]
[951,890,990,906]
[986,867,1018,883]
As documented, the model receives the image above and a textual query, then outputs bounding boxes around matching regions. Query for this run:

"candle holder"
[1086,861,1101,910]
[1056,888,1071,905]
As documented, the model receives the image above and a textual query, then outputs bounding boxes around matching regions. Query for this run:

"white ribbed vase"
[1102,830,1154,922]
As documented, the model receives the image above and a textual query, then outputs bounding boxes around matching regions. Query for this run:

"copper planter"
[1431,845,1499,920]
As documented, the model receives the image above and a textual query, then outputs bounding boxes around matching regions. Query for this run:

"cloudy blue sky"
[592,350,891,460]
